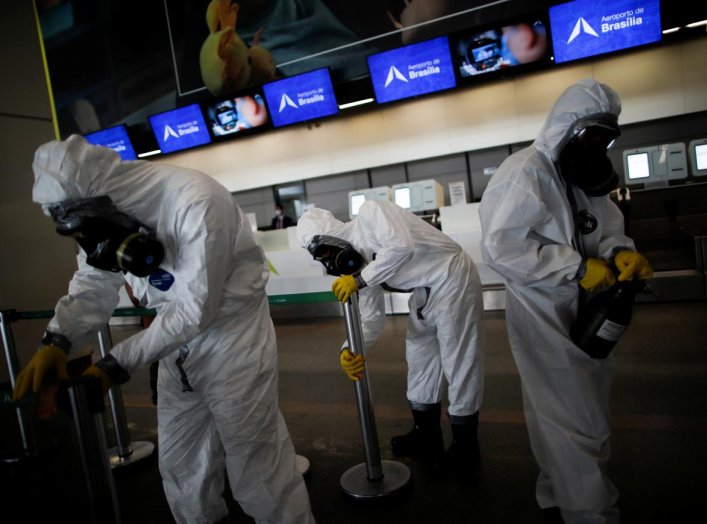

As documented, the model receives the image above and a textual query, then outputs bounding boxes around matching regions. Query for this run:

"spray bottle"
[571,277,646,359]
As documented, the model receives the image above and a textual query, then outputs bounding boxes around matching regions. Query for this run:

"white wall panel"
[446,82,520,152]
[682,38,707,114]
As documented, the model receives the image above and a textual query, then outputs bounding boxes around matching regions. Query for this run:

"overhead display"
[262,68,339,128]
[450,15,551,80]
[84,124,137,161]
[549,0,661,64]
[367,36,456,104]
[204,91,271,140]
[148,103,211,155]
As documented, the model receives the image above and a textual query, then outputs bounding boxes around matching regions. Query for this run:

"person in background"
[272,203,294,229]
[479,79,653,524]
[297,201,485,475]
[13,135,315,524]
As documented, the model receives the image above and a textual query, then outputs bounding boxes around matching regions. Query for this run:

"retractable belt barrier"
[1,307,156,467]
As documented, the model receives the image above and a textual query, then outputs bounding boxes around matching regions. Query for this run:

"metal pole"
[342,294,383,480]
[97,325,154,468]
[339,293,410,499]
[61,377,122,524]
[0,309,37,460]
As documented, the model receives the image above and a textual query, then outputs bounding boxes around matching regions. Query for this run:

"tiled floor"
[2,300,706,523]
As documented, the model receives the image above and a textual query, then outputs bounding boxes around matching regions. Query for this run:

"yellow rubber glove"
[82,365,113,395]
[332,275,359,303]
[579,258,616,292]
[614,251,654,282]
[340,348,365,382]
[13,344,69,401]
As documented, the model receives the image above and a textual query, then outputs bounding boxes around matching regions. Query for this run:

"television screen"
[350,194,366,216]
[262,68,339,128]
[626,152,650,179]
[204,92,271,139]
[394,187,411,209]
[450,16,550,80]
[549,0,661,64]
[84,124,137,161]
[148,103,211,154]
[367,36,456,104]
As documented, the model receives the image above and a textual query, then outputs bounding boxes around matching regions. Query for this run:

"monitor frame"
[261,67,339,129]
[147,102,212,156]
[83,124,138,161]
[688,138,707,177]
[449,11,553,86]
[366,35,457,105]
[203,86,273,142]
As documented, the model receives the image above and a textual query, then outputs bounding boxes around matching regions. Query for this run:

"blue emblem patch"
[148,268,175,291]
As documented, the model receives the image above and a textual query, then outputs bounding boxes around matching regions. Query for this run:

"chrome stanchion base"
[340,460,410,499]
[108,440,155,469]
[1,447,40,464]
[295,454,311,476]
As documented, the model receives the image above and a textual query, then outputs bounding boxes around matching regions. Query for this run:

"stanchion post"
[97,324,154,468]
[0,309,37,460]
[60,377,122,524]
[339,293,410,499]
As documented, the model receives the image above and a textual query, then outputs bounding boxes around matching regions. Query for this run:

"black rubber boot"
[390,403,444,464]
[443,412,481,475]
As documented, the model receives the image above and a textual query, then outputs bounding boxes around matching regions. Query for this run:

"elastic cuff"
[354,273,367,289]
[95,354,131,385]
[40,331,71,353]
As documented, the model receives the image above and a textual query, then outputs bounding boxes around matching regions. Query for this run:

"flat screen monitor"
[84,124,137,160]
[148,103,211,155]
[688,138,707,177]
[204,91,271,139]
[394,187,412,209]
[549,0,661,64]
[367,36,456,104]
[450,14,551,81]
[262,68,339,128]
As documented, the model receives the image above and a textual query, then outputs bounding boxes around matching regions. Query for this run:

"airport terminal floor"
[2,300,706,523]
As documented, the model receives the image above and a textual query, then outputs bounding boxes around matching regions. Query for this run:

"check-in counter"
[260,203,508,316]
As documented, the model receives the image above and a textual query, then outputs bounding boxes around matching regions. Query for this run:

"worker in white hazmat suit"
[479,79,653,524]
[13,135,315,524]
[297,201,485,473]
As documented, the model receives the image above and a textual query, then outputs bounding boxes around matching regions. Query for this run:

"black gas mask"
[306,235,364,276]
[47,196,164,277]
[558,116,621,197]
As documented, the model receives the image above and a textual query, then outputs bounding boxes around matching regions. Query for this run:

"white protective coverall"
[32,135,315,524]
[297,201,484,417]
[479,79,634,524]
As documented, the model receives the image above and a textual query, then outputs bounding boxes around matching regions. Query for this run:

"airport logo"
[384,66,408,87]
[278,90,326,113]
[163,125,179,141]
[567,17,599,43]
[278,94,298,112]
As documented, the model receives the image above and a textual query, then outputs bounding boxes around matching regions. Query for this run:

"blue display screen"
[262,68,339,128]
[367,36,456,104]
[549,0,661,64]
[84,125,137,160]
[149,103,211,154]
